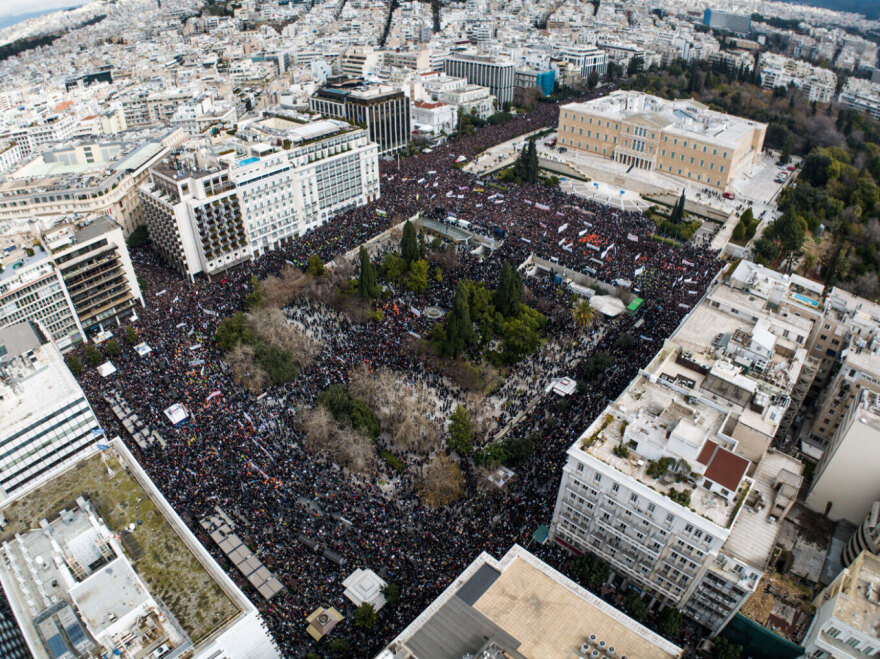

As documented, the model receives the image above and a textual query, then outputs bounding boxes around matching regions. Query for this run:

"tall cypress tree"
[400,220,419,265]
[357,246,379,298]
[444,282,476,357]
[495,262,524,316]
[526,139,539,183]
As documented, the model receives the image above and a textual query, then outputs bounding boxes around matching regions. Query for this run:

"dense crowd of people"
[73,96,723,657]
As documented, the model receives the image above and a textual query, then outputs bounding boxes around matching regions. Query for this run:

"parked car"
[723,192,735,200]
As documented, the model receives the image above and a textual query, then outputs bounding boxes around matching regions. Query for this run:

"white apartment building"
[806,390,880,525]
[383,48,431,71]
[554,44,609,78]
[0,142,23,174]
[839,78,880,121]
[0,129,186,235]
[0,248,83,351]
[5,114,77,156]
[170,97,237,135]
[444,52,514,106]
[341,47,380,77]
[411,100,456,135]
[801,551,880,659]
[551,262,807,634]
[760,53,837,103]
[141,119,379,279]
[121,89,193,128]
[436,84,496,120]
[0,322,103,502]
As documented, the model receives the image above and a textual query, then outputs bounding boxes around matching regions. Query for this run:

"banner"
[627,232,639,242]
[206,391,222,402]
[557,223,569,234]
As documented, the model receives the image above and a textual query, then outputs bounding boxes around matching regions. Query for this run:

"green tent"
[627,298,644,315]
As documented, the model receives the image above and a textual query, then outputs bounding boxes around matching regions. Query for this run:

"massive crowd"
[74,96,723,657]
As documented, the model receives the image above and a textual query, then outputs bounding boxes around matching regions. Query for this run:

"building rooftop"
[380,545,681,659]
[0,441,245,657]
[0,322,83,434]
[822,551,880,640]
[562,90,767,150]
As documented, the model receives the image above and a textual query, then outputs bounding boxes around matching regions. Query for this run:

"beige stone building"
[558,91,766,191]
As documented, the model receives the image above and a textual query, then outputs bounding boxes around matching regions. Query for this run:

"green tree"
[253,343,298,385]
[623,591,648,621]
[448,405,475,455]
[407,259,429,293]
[501,306,546,361]
[441,282,476,357]
[215,312,255,351]
[494,262,523,316]
[85,344,102,366]
[126,225,149,248]
[572,299,596,327]
[570,553,609,588]
[587,70,599,89]
[711,637,743,659]
[381,582,402,605]
[66,354,83,376]
[306,254,325,277]
[656,607,683,636]
[105,339,121,356]
[740,207,754,225]
[124,326,138,345]
[732,221,746,241]
[526,139,539,183]
[433,266,443,283]
[381,252,408,281]
[400,220,420,264]
[244,274,262,309]
[627,56,644,76]
[328,637,350,653]
[768,210,807,273]
[353,602,377,629]
[357,246,380,299]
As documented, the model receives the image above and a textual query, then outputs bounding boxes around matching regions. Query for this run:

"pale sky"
[0,0,82,20]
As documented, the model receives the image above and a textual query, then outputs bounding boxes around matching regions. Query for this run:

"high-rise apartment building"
[41,217,143,334]
[444,52,514,106]
[806,390,880,524]
[0,322,103,502]
[310,79,411,154]
[550,262,807,634]
[558,91,766,191]
[141,119,379,279]
[0,245,84,351]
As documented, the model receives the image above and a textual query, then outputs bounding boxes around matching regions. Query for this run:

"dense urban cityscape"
[0,0,880,658]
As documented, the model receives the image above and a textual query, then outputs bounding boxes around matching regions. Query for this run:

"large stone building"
[141,119,379,279]
[550,261,809,634]
[557,91,766,191]
[443,52,514,106]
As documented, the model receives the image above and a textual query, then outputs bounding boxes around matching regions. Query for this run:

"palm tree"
[573,299,596,328]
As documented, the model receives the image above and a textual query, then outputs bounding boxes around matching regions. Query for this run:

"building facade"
[550,261,807,634]
[142,120,379,279]
[310,79,411,154]
[0,322,103,502]
[554,44,608,78]
[843,502,880,567]
[558,91,767,191]
[443,53,514,106]
[801,551,880,659]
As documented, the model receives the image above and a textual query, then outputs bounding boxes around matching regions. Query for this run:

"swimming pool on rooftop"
[792,292,819,307]
[238,156,260,166]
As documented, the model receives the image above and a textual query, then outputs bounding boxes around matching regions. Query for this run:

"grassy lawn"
[1,453,239,644]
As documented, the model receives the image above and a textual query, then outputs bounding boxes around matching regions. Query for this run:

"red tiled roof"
[55,101,73,112]
[696,439,717,466]
[414,100,444,109]
[80,115,98,121]
[703,445,749,492]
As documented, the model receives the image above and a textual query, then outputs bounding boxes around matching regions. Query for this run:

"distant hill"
[783,0,880,21]
[0,6,80,31]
